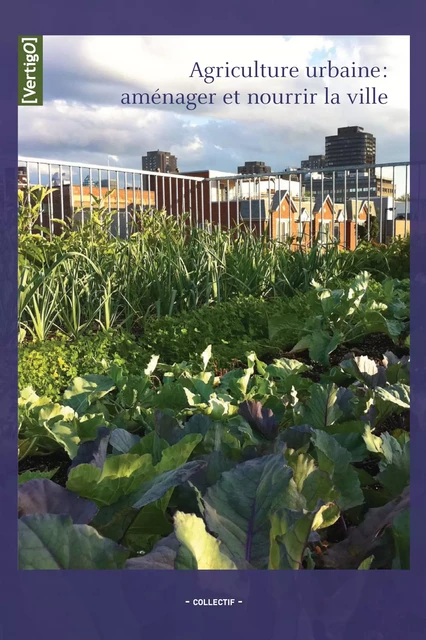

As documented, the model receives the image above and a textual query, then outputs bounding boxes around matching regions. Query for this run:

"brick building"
[44,184,155,236]
[237,161,272,174]
[325,126,376,169]
[142,150,178,173]
[240,192,377,250]
[300,155,325,170]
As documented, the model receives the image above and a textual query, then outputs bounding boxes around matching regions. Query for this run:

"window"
[334,224,340,242]
[276,218,289,240]
[318,220,331,245]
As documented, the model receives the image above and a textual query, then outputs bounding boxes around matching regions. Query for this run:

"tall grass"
[18,191,409,342]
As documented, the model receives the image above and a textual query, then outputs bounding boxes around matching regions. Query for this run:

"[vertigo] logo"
[18,36,43,106]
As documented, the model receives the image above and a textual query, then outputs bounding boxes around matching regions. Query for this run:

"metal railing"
[18,156,410,248]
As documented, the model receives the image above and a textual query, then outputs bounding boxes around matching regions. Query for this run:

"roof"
[344,199,376,221]
[292,196,331,216]
[182,169,236,178]
[239,194,380,223]
[270,190,299,213]
[240,199,268,220]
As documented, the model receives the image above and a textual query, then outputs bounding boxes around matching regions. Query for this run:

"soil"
[324,515,349,544]
[216,333,409,382]
[19,449,71,487]
[375,410,410,436]
[277,332,409,371]
[353,456,381,477]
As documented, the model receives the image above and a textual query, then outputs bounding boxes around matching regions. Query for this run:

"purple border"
[1,3,425,639]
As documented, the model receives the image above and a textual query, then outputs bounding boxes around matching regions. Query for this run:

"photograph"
[17,35,410,571]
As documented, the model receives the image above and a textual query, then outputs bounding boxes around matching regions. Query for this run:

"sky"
[18,35,410,174]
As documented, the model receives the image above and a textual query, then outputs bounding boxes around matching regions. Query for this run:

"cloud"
[18,35,409,172]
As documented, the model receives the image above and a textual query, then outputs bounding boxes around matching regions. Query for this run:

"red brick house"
[334,199,377,249]
[239,190,302,240]
[239,192,333,247]
[238,192,378,250]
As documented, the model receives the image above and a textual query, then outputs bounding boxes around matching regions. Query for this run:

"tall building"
[325,126,376,168]
[305,174,395,201]
[142,150,178,173]
[301,155,325,171]
[237,161,271,174]
[302,126,384,200]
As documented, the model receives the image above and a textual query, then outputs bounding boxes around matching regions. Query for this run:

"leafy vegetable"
[321,487,410,569]
[174,512,238,570]
[19,515,129,569]
[18,479,98,524]
[203,454,301,569]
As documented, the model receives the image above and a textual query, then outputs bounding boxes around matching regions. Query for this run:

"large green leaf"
[363,430,410,498]
[19,514,129,569]
[377,436,410,498]
[130,431,170,463]
[372,384,410,426]
[203,454,302,569]
[155,434,203,474]
[296,384,343,430]
[64,374,116,399]
[363,311,405,341]
[383,352,410,385]
[63,375,116,414]
[18,469,58,486]
[44,419,81,459]
[340,356,387,389]
[109,428,141,454]
[122,504,173,552]
[132,460,205,509]
[91,460,206,542]
[284,450,316,493]
[308,329,343,366]
[301,469,337,510]
[155,382,199,412]
[66,453,155,506]
[77,413,108,443]
[92,436,205,532]
[311,430,364,510]
[189,450,237,494]
[34,403,80,458]
[327,421,369,462]
[19,478,97,524]
[174,512,237,570]
[128,433,203,536]
[116,373,154,409]
[265,358,310,381]
[311,503,340,531]
[363,425,383,454]
[269,508,316,570]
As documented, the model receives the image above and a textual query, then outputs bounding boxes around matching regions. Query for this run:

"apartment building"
[142,150,178,173]
[237,161,272,174]
[325,126,376,168]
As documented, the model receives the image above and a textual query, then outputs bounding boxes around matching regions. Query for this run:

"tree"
[395,193,410,201]
[358,216,379,242]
